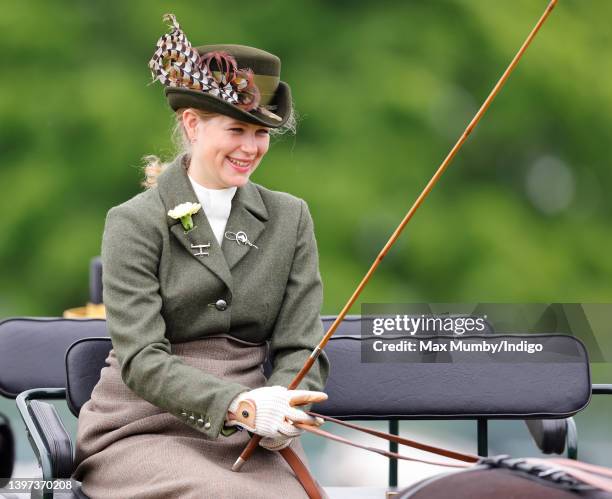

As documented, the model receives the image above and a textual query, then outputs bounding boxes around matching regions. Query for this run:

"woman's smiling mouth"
[226,156,253,172]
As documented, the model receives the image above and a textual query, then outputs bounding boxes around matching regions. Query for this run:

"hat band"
[211,71,278,106]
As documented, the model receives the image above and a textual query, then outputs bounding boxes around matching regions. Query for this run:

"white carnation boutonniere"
[168,202,201,232]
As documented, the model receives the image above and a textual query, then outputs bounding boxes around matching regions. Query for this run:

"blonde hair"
[140,104,297,189]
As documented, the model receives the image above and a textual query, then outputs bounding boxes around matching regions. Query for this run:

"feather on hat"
[148,14,292,128]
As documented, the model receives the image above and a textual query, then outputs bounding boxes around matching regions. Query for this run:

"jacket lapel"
[221,181,268,270]
[157,154,233,290]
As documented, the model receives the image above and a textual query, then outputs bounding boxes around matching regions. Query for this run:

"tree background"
[1,0,611,484]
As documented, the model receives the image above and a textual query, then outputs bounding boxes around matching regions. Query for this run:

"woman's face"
[186,112,271,189]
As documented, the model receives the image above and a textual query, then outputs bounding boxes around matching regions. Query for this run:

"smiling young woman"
[71,13,329,499]
[141,107,295,190]
[142,108,297,189]
[183,111,271,188]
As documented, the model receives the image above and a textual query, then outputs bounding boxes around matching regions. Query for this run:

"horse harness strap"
[282,415,612,497]
[528,458,612,493]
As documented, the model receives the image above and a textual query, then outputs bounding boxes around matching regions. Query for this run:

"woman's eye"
[257,129,270,135]
[229,128,243,132]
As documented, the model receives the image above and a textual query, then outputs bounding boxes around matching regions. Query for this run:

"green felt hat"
[149,15,291,128]
[164,44,292,129]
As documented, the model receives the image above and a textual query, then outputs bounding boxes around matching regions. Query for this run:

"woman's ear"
[181,109,200,142]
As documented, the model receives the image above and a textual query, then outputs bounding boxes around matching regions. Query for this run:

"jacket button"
[180,411,188,418]
[197,418,205,426]
[215,299,228,311]
[189,415,196,423]
[204,422,212,429]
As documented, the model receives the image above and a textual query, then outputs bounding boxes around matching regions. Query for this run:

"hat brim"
[165,81,291,128]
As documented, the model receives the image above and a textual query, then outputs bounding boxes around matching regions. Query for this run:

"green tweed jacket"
[101,153,330,440]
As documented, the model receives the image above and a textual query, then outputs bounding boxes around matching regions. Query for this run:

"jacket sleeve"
[101,203,249,440]
[265,199,330,399]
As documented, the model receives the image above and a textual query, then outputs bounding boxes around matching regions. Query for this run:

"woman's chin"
[222,173,250,187]
[222,165,256,186]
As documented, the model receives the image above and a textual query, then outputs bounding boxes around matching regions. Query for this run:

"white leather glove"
[225,386,326,439]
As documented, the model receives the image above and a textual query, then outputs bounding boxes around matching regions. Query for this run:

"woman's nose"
[240,134,258,155]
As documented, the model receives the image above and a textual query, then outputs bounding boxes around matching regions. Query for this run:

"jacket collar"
[157,153,268,289]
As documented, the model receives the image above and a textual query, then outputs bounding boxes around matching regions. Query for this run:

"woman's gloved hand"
[225,386,326,440]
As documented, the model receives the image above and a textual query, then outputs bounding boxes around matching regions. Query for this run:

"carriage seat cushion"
[312,334,591,420]
[0,317,108,398]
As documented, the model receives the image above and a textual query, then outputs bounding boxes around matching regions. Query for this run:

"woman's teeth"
[228,157,251,168]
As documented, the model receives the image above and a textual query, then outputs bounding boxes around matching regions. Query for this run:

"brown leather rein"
[296,415,612,493]
[300,412,479,467]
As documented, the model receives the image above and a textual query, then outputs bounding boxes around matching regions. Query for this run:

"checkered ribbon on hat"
[148,13,260,111]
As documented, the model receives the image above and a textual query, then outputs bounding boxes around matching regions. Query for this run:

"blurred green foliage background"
[2,0,612,475]
[2,0,612,316]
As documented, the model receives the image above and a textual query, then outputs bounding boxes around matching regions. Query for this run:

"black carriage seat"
[0,317,108,399]
[0,317,108,499]
[0,316,596,499]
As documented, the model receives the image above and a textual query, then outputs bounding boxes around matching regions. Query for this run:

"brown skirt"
[72,336,315,499]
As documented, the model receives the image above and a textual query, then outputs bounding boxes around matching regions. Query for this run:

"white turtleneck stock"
[187,174,237,246]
